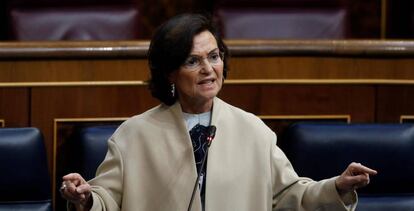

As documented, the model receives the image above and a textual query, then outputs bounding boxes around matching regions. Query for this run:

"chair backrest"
[8,5,142,40]
[280,123,414,211]
[0,127,52,211]
[56,125,118,211]
[214,0,348,39]
[69,125,118,180]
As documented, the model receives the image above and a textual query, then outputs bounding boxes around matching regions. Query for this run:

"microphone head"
[206,126,217,146]
[208,126,216,139]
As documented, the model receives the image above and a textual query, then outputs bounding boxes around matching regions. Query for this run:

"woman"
[61,14,377,211]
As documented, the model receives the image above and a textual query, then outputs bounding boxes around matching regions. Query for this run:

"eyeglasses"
[182,50,223,71]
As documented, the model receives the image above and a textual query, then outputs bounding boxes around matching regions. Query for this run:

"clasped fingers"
[60,174,92,206]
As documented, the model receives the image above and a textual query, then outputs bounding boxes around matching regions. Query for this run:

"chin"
[198,91,218,102]
[205,88,220,97]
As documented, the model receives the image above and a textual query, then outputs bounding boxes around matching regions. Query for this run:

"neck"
[179,98,213,114]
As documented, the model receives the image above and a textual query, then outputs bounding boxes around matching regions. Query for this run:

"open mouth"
[198,78,215,85]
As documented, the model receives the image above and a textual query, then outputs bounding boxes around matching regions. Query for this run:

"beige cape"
[87,97,356,211]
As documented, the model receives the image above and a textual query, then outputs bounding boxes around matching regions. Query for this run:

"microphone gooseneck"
[187,125,217,211]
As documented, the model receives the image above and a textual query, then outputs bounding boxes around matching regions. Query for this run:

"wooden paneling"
[0,59,149,83]
[3,41,414,86]
[2,56,414,84]
[0,87,29,127]
[219,84,375,122]
[229,57,414,80]
[31,86,158,171]
[377,86,414,122]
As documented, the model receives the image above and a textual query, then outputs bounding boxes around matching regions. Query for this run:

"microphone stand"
[187,146,209,211]
[187,126,216,211]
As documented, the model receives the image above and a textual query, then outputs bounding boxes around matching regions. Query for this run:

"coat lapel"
[168,101,203,211]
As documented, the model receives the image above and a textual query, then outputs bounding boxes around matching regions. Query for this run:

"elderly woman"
[61,14,377,211]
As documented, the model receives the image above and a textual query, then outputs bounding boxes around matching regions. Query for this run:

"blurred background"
[0,0,412,40]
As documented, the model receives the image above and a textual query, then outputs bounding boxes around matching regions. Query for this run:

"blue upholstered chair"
[56,125,118,211]
[0,127,52,211]
[280,123,414,211]
[69,125,118,181]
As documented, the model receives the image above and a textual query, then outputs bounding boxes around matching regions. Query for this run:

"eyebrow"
[188,48,219,57]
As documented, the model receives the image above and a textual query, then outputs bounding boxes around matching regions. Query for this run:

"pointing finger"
[352,164,377,175]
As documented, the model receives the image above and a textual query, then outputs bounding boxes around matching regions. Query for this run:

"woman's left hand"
[335,162,378,195]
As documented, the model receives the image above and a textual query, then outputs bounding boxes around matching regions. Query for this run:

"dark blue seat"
[70,125,118,180]
[0,127,52,211]
[280,123,414,211]
[56,125,119,211]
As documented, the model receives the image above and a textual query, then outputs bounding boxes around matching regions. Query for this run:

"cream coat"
[88,98,356,211]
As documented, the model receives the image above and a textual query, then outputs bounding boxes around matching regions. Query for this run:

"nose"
[199,58,214,74]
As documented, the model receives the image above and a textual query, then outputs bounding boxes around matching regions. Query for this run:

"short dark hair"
[148,13,229,105]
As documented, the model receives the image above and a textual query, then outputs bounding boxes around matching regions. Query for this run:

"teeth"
[199,79,213,84]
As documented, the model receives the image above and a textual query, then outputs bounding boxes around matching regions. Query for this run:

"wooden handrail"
[2,40,414,59]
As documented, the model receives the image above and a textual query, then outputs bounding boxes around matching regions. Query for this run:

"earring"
[171,83,175,98]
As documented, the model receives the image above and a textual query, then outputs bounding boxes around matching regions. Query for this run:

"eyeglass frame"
[181,48,224,71]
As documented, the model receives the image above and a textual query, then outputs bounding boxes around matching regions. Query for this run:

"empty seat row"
[0,128,52,211]
[2,123,414,210]
[4,0,349,40]
[280,123,414,211]
[215,0,347,39]
[0,126,117,211]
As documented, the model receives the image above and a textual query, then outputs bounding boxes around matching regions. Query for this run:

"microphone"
[187,125,217,211]
[206,126,216,147]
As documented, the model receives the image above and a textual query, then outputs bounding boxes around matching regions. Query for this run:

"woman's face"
[170,30,224,113]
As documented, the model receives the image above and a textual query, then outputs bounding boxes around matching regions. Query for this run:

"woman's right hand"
[60,173,92,210]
